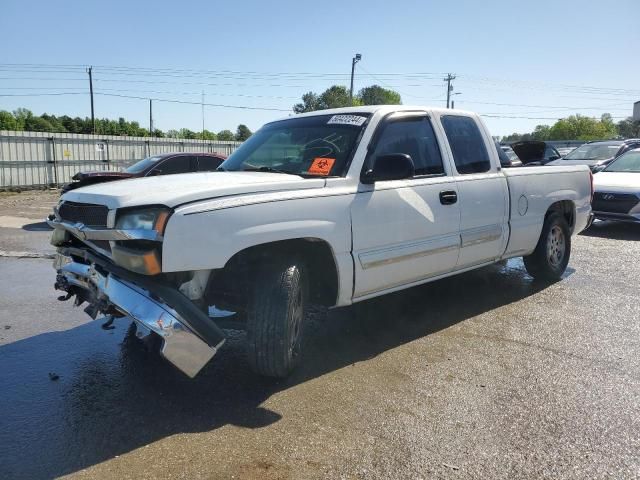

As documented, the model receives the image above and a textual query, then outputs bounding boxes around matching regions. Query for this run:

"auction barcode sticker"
[327,115,367,126]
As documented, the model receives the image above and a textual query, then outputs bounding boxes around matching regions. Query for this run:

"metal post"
[349,54,362,104]
[444,73,456,109]
[50,137,59,187]
[149,99,153,136]
[201,91,205,140]
[87,66,95,133]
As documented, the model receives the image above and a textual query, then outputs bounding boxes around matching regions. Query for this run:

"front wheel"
[523,212,571,281]
[246,260,308,378]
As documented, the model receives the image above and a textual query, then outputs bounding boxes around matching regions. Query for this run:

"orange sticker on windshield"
[308,157,335,175]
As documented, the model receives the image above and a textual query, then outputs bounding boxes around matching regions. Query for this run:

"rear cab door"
[436,113,510,268]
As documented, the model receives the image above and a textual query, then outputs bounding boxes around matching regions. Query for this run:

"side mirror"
[548,155,560,161]
[361,153,415,184]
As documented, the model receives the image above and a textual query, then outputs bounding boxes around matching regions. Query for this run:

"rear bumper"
[54,250,225,377]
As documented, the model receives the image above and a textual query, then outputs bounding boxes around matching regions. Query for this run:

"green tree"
[13,108,34,130]
[235,124,252,141]
[616,117,640,138]
[24,115,54,132]
[501,132,524,143]
[318,85,351,109]
[217,129,235,141]
[358,85,402,105]
[0,110,18,130]
[293,92,321,113]
[201,130,217,140]
[548,114,617,141]
[178,128,197,139]
[292,85,352,113]
[531,124,551,141]
[40,114,66,133]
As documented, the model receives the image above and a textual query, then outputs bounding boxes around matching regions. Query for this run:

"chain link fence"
[0,130,241,189]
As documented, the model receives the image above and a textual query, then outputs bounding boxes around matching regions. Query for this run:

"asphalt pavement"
[0,191,639,479]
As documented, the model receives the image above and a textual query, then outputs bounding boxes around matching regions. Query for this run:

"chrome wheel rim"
[546,225,565,267]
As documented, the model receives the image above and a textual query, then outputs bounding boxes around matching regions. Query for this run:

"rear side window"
[197,155,224,172]
[152,156,193,175]
[544,145,558,160]
[441,115,491,174]
[371,117,445,175]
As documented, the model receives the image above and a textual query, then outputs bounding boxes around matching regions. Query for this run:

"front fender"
[161,195,355,304]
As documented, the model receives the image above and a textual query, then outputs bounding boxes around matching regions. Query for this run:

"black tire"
[523,212,571,281]
[246,260,308,377]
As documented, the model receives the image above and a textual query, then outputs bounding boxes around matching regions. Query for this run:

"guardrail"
[0,130,241,189]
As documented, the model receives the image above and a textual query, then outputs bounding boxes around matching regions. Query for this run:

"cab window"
[370,117,445,176]
[441,115,491,174]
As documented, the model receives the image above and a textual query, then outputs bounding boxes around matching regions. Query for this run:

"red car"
[62,152,227,193]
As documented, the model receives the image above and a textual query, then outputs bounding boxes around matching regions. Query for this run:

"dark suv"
[62,152,227,193]
[547,139,640,171]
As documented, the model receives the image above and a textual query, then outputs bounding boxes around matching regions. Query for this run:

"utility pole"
[444,73,456,109]
[149,99,153,136]
[201,90,205,140]
[87,66,95,133]
[349,53,362,104]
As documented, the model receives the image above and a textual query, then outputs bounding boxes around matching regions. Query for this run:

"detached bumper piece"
[54,250,225,377]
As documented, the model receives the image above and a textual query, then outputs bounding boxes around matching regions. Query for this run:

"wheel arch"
[546,200,575,232]
[214,237,341,307]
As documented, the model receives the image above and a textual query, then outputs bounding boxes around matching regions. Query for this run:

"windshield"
[125,155,164,173]
[604,151,640,173]
[219,113,370,177]
[564,143,621,161]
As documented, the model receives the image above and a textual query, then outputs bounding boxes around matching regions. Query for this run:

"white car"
[592,148,640,222]
[48,106,592,378]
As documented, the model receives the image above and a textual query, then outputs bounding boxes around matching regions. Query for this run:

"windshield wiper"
[243,166,302,176]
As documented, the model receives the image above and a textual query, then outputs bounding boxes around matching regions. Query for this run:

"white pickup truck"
[49,106,593,378]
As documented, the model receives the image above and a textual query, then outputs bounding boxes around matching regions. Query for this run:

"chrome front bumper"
[54,252,223,377]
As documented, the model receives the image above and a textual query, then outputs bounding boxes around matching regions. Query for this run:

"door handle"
[439,190,458,205]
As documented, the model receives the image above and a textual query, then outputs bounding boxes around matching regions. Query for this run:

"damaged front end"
[49,202,226,377]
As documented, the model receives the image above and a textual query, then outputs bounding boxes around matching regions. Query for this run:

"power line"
[1,63,638,96]
[0,92,87,97]
[95,92,291,112]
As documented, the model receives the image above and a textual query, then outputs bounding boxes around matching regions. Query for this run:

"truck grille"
[58,201,109,227]
[592,192,639,214]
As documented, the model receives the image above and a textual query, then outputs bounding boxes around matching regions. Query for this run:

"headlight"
[116,207,171,234]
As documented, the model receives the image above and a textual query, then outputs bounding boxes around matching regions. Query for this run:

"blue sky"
[1,0,638,136]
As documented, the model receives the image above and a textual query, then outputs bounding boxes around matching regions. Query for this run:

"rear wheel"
[246,260,308,377]
[523,212,571,281]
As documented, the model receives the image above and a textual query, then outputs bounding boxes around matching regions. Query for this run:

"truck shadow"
[580,220,640,241]
[0,258,554,479]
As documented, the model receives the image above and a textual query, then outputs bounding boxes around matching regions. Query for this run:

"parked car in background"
[509,140,561,166]
[61,152,227,193]
[592,148,640,223]
[500,145,522,166]
[556,146,578,157]
[548,139,640,171]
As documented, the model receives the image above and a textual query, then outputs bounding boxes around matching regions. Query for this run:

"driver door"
[350,114,461,299]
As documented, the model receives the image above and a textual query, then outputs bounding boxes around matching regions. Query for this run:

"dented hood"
[61,171,326,209]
